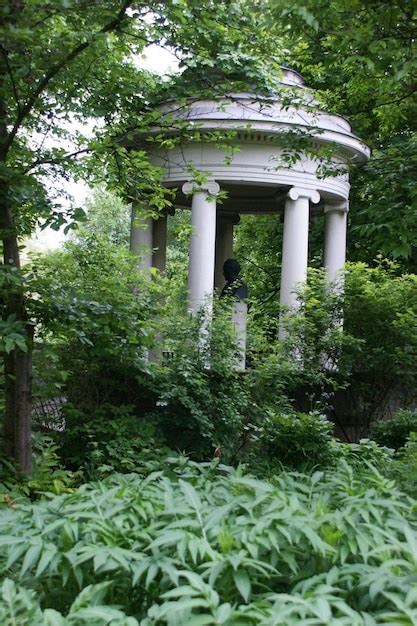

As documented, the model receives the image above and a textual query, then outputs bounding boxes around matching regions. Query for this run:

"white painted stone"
[279,187,320,339]
[184,182,220,313]
[129,205,153,270]
[127,68,371,361]
[144,81,370,207]
[232,301,247,370]
[324,201,348,284]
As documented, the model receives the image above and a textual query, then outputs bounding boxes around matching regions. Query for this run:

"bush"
[390,432,417,498]
[0,458,416,624]
[27,236,161,411]
[333,438,394,470]
[0,434,78,506]
[370,409,417,450]
[245,262,417,438]
[149,304,250,461]
[341,263,417,432]
[59,403,170,479]
[256,410,335,469]
[27,239,251,464]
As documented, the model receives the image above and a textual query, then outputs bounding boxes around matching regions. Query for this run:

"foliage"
[350,135,417,269]
[74,187,131,246]
[243,267,355,419]
[390,433,417,499]
[27,235,160,407]
[24,231,258,467]
[370,410,417,451]
[0,457,416,624]
[237,262,417,439]
[333,438,394,472]
[0,435,78,506]
[0,264,29,361]
[256,410,335,470]
[148,302,250,461]
[165,209,192,288]
[59,403,170,480]
[233,214,283,324]
[28,238,417,459]
[340,263,417,432]
[253,262,417,433]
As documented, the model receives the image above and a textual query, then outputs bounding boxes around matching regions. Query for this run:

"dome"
[135,68,370,214]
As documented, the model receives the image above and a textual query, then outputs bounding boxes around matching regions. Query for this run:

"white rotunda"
[130,67,370,342]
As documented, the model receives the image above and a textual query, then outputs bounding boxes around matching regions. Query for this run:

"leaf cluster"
[0,457,416,624]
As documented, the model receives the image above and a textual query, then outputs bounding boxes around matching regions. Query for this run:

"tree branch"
[0,45,21,115]
[3,0,134,159]
[25,147,92,173]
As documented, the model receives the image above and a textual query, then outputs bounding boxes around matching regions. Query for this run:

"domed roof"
[129,66,370,211]
[273,66,305,87]
[154,67,369,166]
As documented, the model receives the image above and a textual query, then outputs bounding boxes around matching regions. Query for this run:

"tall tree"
[0,0,278,472]
[0,0,143,473]
[261,0,417,268]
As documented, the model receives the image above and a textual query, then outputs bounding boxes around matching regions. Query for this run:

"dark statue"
[220,258,248,301]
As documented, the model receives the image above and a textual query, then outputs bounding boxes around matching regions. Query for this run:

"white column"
[183,181,220,314]
[129,204,153,271]
[152,213,168,274]
[214,214,238,290]
[324,200,348,285]
[232,301,247,370]
[279,187,320,338]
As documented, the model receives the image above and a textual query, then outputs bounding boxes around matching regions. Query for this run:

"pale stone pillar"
[214,214,239,290]
[323,200,348,285]
[152,213,168,274]
[232,301,247,370]
[183,181,220,314]
[129,204,153,270]
[279,187,320,338]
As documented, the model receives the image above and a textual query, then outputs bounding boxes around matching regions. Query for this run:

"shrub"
[0,434,78,506]
[333,438,394,470]
[256,410,335,469]
[370,409,417,450]
[341,263,417,431]
[149,304,250,461]
[245,263,417,438]
[390,432,417,498]
[27,236,161,411]
[0,458,416,624]
[59,403,170,479]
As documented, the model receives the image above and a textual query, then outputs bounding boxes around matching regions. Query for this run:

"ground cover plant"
[1,455,417,625]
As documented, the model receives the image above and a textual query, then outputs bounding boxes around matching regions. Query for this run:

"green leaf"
[43,609,66,626]
[179,479,202,511]
[233,569,251,602]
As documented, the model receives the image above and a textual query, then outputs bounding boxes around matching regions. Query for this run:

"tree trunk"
[0,80,33,473]
[0,178,33,474]
[14,325,33,475]
[0,1,33,473]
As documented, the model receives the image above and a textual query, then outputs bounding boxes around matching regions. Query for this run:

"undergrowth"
[0,456,416,625]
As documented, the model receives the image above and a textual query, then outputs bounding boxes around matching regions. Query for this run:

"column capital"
[288,187,320,204]
[324,199,349,214]
[182,181,220,196]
